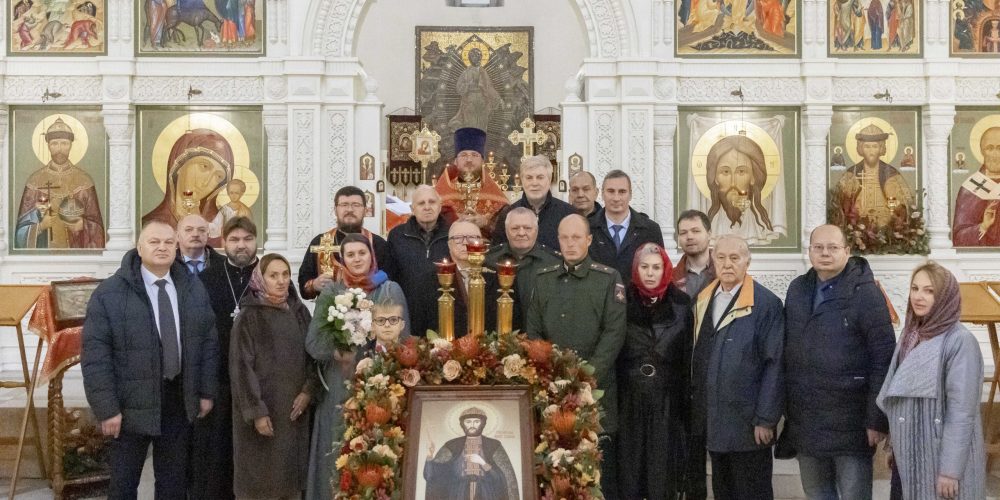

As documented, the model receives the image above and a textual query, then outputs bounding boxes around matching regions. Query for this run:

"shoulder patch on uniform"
[538,264,561,274]
[614,283,626,303]
[589,262,614,274]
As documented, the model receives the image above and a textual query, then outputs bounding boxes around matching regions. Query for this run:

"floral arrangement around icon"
[829,188,930,255]
[334,331,605,499]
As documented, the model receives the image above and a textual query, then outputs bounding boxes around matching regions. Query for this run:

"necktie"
[611,224,624,251]
[155,279,181,380]
[187,260,201,274]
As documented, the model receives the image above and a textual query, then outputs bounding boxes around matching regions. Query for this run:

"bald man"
[176,214,224,274]
[784,225,895,500]
[83,220,218,498]
[385,185,452,336]
[689,235,784,500]
[527,214,626,498]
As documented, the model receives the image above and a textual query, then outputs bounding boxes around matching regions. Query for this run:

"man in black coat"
[491,154,575,250]
[588,169,664,285]
[176,214,225,275]
[189,216,259,499]
[298,185,390,299]
[569,171,602,219]
[385,185,451,337]
[82,220,218,499]
[783,224,896,500]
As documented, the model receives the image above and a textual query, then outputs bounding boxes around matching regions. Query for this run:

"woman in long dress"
[877,262,986,500]
[305,233,409,500]
[230,253,318,499]
[617,243,694,499]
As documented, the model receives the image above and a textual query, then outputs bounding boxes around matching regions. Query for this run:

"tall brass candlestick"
[437,271,456,341]
[465,241,488,336]
[496,261,516,334]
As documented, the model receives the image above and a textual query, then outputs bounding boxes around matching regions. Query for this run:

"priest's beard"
[229,252,256,268]
[339,222,363,233]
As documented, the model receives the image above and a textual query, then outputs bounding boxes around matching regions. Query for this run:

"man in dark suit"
[176,214,224,275]
[588,169,664,285]
[82,220,218,499]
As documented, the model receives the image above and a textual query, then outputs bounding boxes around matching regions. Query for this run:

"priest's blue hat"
[454,127,487,157]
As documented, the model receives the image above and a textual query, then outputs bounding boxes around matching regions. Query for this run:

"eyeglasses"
[373,316,403,326]
[336,202,364,210]
[809,244,846,253]
[449,235,480,243]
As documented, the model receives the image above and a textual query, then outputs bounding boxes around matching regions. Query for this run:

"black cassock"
[189,258,255,500]
[424,436,519,500]
[617,284,693,500]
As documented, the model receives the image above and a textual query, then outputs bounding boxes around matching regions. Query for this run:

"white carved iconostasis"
[1,0,999,370]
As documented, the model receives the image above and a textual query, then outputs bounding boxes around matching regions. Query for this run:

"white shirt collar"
[714,281,742,297]
[141,265,174,287]
[606,211,632,233]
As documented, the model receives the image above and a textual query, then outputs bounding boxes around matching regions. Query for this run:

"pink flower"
[443,360,462,381]
[401,369,421,387]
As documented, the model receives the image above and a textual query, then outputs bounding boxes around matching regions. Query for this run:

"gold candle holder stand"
[437,272,456,341]
[496,272,516,334]
[467,249,486,337]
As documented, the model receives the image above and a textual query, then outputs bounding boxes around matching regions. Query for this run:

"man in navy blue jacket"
[82,220,218,499]
[783,224,896,500]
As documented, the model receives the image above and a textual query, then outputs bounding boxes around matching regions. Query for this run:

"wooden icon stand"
[0,285,48,498]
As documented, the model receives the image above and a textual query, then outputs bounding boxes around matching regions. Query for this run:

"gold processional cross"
[309,232,341,276]
[508,118,548,159]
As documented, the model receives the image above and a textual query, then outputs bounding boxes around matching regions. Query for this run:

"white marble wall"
[2,0,1000,372]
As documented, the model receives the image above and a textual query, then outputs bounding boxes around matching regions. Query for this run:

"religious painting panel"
[135,0,264,56]
[8,106,108,253]
[828,0,921,56]
[416,26,533,176]
[402,386,537,500]
[136,106,265,248]
[951,0,1000,55]
[827,107,927,254]
[8,0,106,55]
[950,108,1000,248]
[675,0,800,56]
[675,107,800,251]
[387,114,424,200]
[533,114,561,184]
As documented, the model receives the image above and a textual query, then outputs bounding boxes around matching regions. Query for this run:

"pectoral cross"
[508,118,548,159]
[971,177,992,194]
[39,181,61,214]
[309,232,341,276]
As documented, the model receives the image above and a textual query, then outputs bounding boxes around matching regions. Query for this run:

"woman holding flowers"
[618,243,694,499]
[305,234,409,500]
[230,253,319,499]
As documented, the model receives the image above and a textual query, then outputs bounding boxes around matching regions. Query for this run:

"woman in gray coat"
[877,261,985,500]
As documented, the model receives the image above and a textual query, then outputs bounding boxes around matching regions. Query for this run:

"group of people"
[80,125,986,500]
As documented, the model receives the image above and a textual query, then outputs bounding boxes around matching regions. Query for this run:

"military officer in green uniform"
[526,213,627,499]
[485,207,561,331]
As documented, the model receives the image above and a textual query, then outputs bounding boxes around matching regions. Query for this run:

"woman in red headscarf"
[142,128,234,246]
[617,242,694,499]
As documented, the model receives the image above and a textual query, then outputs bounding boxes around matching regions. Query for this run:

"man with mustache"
[298,185,390,299]
[424,407,518,500]
[954,126,1000,246]
[15,117,106,248]
[434,127,509,236]
[176,214,224,275]
[491,154,575,251]
[189,216,261,499]
[704,136,784,245]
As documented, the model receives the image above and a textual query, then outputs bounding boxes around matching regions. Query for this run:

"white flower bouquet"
[317,287,374,353]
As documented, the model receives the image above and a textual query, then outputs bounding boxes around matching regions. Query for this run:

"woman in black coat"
[617,242,694,499]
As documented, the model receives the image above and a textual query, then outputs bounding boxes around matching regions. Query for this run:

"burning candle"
[436,258,456,275]
[497,260,516,277]
[465,238,487,253]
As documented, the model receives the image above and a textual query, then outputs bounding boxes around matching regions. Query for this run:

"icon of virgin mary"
[141,128,234,247]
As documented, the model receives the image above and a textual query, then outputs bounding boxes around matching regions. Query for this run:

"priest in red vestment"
[434,127,509,238]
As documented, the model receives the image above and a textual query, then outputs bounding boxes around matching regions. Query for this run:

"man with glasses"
[783,224,896,500]
[433,127,509,236]
[298,185,389,299]
[447,220,486,337]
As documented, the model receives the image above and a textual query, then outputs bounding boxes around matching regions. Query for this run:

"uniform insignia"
[538,264,560,274]
[614,283,626,303]
[590,263,614,275]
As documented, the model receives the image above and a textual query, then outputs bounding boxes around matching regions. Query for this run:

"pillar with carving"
[263,107,289,250]
[923,105,957,253]
[653,105,678,250]
[103,107,135,250]
[0,109,8,252]
[802,105,834,246]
